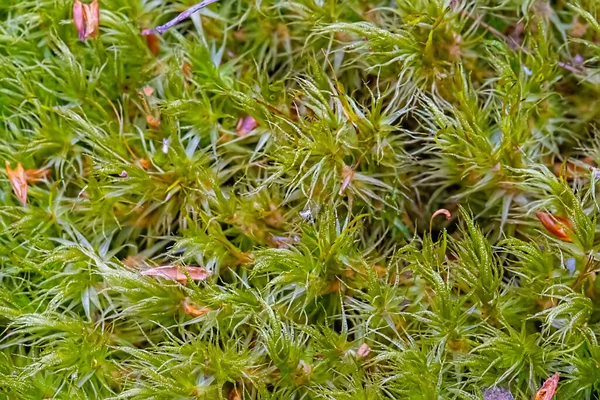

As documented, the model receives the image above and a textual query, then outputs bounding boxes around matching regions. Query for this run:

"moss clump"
[1,0,600,398]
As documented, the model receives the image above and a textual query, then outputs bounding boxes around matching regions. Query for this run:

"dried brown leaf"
[141,266,210,283]
[6,161,28,206]
[183,299,211,317]
[145,32,160,56]
[24,168,50,182]
[146,115,160,129]
[228,388,241,400]
[534,372,560,400]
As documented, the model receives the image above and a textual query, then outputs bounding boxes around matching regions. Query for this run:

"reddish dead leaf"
[236,116,258,137]
[534,372,560,400]
[73,0,99,42]
[5,161,28,206]
[145,32,160,56]
[84,0,99,39]
[141,266,209,283]
[535,212,573,242]
[146,115,160,129]
[24,168,50,182]
[356,343,371,359]
[228,388,241,400]
[182,299,211,317]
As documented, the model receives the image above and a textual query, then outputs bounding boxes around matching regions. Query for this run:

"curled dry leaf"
[182,299,211,317]
[5,161,28,206]
[236,116,258,137]
[356,343,371,359]
[141,266,209,283]
[73,0,99,42]
[534,372,560,400]
[432,208,452,221]
[535,212,572,242]
[430,208,452,232]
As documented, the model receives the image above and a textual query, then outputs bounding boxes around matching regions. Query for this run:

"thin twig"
[143,0,221,36]
[572,253,597,290]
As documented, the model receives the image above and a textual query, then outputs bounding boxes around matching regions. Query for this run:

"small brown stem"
[572,253,597,290]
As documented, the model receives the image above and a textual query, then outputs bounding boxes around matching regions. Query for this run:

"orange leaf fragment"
[146,115,160,129]
[5,161,28,206]
[25,168,50,182]
[534,372,560,400]
[73,0,99,42]
[228,388,242,400]
[182,299,211,317]
[139,158,151,169]
[236,116,258,137]
[141,266,209,283]
[535,212,572,242]
[145,31,160,56]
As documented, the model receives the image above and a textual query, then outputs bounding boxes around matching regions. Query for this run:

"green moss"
[1,0,600,398]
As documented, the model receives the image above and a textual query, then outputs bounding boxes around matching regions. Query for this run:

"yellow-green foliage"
[1,0,600,398]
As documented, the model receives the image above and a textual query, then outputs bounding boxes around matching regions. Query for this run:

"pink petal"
[432,208,451,221]
[534,372,560,400]
[236,116,258,137]
[73,1,86,42]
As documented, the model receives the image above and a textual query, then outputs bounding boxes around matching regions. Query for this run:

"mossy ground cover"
[1,0,600,398]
